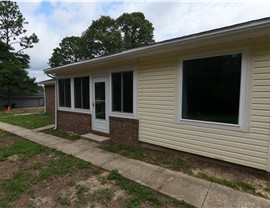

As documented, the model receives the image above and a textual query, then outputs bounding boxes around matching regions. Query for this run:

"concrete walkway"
[0,122,269,208]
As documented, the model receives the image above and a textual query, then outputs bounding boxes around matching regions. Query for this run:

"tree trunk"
[7,88,11,108]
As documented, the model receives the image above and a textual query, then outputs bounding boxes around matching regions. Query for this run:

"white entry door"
[92,77,109,133]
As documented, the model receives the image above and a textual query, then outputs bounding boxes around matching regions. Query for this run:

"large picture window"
[58,78,71,108]
[112,71,133,113]
[74,76,90,109]
[181,53,242,125]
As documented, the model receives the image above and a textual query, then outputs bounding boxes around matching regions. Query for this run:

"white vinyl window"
[179,51,248,130]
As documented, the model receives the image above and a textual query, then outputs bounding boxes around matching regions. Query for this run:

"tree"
[117,12,154,50]
[48,36,84,68]
[81,16,122,59]
[0,1,39,108]
[49,12,155,67]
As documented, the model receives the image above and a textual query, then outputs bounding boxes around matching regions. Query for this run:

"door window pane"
[95,82,105,120]
[182,53,242,124]
[95,101,105,119]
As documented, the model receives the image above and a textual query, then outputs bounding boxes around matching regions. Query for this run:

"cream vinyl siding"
[138,39,270,171]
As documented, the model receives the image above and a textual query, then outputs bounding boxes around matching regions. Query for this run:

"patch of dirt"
[0,161,20,179]
[0,135,17,146]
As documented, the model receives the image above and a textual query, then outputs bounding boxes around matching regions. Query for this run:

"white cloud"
[15,1,270,82]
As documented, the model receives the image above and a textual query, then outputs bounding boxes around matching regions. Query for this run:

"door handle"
[92,102,95,107]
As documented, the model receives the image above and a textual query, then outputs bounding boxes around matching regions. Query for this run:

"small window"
[74,76,90,109]
[181,53,242,125]
[58,78,71,108]
[112,71,133,113]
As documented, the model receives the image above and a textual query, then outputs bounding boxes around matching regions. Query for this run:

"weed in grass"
[1,170,33,201]
[56,195,71,205]
[107,170,163,208]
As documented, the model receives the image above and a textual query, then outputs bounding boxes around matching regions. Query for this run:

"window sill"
[110,112,137,119]
[178,118,246,132]
[58,107,91,114]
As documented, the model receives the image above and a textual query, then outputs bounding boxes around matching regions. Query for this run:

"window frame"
[178,49,249,131]
[110,67,137,118]
[57,76,91,114]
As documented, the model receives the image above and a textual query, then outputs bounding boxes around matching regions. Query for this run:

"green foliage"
[108,170,163,208]
[0,1,39,107]
[117,12,154,50]
[81,16,122,59]
[48,36,84,67]
[49,12,155,67]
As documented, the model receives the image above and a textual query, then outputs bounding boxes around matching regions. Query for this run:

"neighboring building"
[0,90,44,108]
[39,79,55,116]
[44,18,270,172]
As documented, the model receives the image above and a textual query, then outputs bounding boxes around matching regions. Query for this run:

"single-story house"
[0,90,44,108]
[44,17,270,172]
[39,79,55,116]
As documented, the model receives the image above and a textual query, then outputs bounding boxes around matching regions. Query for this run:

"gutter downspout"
[47,74,57,130]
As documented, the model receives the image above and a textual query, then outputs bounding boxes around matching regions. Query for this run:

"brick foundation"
[109,116,139,147]
[45,85,55,116]
[57,111,91,135]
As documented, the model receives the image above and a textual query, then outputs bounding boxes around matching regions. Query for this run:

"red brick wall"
[57,111,91,135]
[45,85,55,116]
[109,116,139,146]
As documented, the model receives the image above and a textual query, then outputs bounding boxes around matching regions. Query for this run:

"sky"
[15,0,270,82]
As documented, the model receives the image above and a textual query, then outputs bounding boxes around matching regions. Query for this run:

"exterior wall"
[57,110,91,135]
[12,98,44,108]
[138,37,270,171]
[45,85,55,116]
[109,116,139,146]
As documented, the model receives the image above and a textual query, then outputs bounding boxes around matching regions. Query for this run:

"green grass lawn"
[42,128,81,141]
[0,109,54,129]
[0,131,193,208]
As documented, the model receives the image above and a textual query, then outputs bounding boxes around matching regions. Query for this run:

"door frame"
[92,76,109,133]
